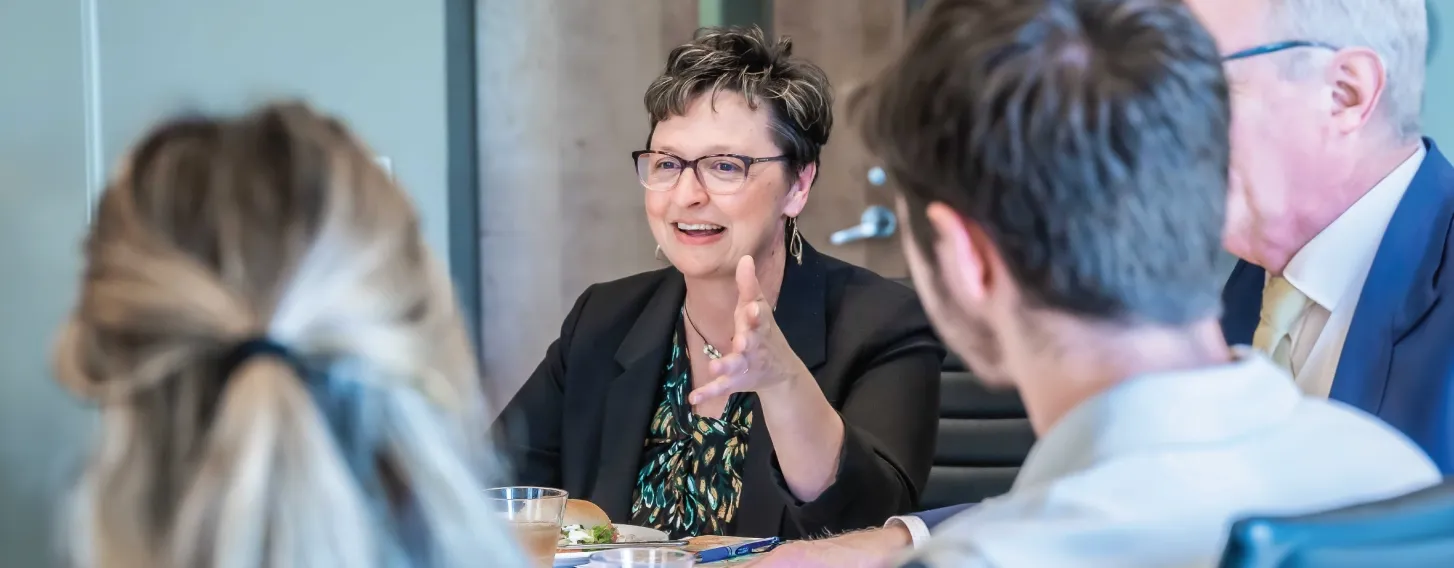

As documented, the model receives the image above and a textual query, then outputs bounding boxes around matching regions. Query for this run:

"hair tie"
[217,337,382,501]
[220,337,307,379]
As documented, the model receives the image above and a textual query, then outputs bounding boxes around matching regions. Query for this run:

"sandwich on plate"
[558,500,618,547]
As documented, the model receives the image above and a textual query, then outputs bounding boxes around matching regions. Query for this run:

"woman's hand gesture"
[688,255,809,404]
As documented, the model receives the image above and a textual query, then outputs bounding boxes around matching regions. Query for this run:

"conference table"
[562,535,761,567]
[683,535,763,566]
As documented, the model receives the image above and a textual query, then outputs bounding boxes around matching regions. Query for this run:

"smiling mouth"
[675,222,726,237]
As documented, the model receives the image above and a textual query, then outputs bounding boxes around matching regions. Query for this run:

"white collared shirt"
[1278,146,1425,397]
[900,350,1439,567]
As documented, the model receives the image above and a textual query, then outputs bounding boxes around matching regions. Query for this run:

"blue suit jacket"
[913,138,1454,530]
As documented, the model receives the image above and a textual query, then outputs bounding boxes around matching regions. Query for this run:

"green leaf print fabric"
[630,313,755,539]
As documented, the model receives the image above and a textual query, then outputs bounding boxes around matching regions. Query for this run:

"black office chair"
[919,350,1036,509]
[1219,478,1454,568]
[890,278,1036,509]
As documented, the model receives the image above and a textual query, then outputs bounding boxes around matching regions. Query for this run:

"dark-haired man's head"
[855,0,1231,414]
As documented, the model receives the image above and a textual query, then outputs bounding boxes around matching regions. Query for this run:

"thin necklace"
[681,306,723,360]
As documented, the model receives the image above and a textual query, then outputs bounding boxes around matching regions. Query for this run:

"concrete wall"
[473,0,700,410]
[0,0,455,563]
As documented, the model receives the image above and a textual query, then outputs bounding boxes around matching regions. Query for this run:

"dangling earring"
[655,245,664,260]
[787,216,803,265]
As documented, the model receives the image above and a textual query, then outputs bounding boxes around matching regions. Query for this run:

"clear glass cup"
[589,548,696,567]
[485,486,568,567]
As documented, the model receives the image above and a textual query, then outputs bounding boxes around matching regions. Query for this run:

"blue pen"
[694,536,782,563]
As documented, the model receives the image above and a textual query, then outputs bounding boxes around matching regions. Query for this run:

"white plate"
[552,553,593,567]
[613,524,669,543]
[553,525,674,566]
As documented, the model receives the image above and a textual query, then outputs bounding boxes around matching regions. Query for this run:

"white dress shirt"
[900,350,1439,567]
[1277,146,1425,396]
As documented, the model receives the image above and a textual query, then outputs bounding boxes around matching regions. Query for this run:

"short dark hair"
[855,0,1230,325]
[644,25,833,177]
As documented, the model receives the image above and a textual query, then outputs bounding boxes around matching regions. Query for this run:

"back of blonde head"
[55,102,523,568]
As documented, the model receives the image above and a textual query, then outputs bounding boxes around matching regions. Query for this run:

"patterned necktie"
[1252,276,1312,372]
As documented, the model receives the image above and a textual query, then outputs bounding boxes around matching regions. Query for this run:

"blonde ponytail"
[168,357,377,568]
[57,102,524,568]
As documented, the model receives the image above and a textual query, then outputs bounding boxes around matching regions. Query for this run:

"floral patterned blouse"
[629,312,755,538]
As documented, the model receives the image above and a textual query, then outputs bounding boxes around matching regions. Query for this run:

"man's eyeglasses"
[632,150,788,195]
[1223,40,1339,62]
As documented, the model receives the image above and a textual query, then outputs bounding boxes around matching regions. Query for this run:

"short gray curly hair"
[1271,0,1427,140]
[643,25,834,177]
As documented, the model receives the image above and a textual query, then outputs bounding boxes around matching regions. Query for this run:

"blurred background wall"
[2,0,1452,564]
[473,0,699,408]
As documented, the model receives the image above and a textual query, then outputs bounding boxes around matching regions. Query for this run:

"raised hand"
[688,255,808,404]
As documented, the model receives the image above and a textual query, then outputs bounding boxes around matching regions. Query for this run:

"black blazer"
[496,242,944,539]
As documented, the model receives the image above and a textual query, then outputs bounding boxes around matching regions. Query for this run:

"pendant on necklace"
[703,344,723,360]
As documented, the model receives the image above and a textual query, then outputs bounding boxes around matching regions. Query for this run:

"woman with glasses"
[497,26,944,540]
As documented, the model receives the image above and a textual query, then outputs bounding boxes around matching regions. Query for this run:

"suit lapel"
[1333,139,1454,413]
[589,244,832,535]
[734,242,829,537]
[590,271,686,523]
[770,241,828,371]
[1220,259,1266,346]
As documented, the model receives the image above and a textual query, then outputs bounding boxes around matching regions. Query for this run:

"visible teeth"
[676,223,723,231]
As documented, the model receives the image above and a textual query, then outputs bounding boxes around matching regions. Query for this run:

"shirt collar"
[1282,145,1426,309]
[1012,348,1301,489]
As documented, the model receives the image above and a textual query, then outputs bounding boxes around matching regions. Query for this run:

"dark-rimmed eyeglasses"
[1223,40,1340,62]
[632,150,788,195]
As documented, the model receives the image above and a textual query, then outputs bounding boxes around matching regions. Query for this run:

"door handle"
[868,166,888,187]
[830,205,898,245]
